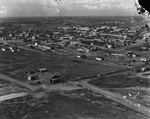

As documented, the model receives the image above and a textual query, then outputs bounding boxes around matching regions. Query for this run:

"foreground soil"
[0,90,147,119]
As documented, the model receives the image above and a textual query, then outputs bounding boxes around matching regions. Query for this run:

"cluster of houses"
[0,21,144,50]
[1,20,150,64]
[133,67,150,73]
[0,26,53,43]
[26,68,61,84]
[0,42,20,52]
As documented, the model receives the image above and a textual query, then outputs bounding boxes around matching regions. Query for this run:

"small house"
[95,57,106,61]
[140,57,148,62]
[50,75,61,84]
[77,55,87,59]
[28,75,38,81]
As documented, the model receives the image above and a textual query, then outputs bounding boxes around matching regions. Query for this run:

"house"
[50,76,61,84]
[38,68,49,73]
[28,74,38,81]
[133,68,141,73]
[77,55,87,59]
[27,70,38,81]
[77,48,84,53]
[0,45,18,52]
[1,46,10,52]
[111,53,124,57]
[60,36,74,40]
[95,57,106,61]
[133,67,150,73]
[140,57,148,62]
[106,44,113,48]
[70,41,81,46]
[27,68,61,84]
[126,51,137,58]
[139,47,149,51]
[39,72,56,81]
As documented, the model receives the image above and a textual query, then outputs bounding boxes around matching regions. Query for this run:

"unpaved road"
[0,74,81,102]
[0,74,40,91]
[1,73,150,118]
[0,92,27,102]
[78,78,150,118]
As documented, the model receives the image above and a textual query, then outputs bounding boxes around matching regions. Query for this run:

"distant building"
[140,57,148,62]
[50,76,61,84]
[95,57,106,61]
[77,55,87,59]
[27,68,61,84]
[106,44,113,48]
[133,67,150,73]
[60,36,74,40]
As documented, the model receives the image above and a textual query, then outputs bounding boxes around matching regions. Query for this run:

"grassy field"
[0,48,121,82]
[90,72,150,88]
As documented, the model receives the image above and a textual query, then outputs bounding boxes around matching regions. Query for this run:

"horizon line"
[0,15,142,18]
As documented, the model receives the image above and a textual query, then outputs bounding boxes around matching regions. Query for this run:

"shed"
[95,57,106,61]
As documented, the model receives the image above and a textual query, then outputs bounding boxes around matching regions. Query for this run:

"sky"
[0,0,141,17]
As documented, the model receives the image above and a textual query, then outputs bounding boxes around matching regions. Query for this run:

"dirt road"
[0,92,27,102]
[0,74,82,102]
[79,78,150,118]
[0,74,40,91]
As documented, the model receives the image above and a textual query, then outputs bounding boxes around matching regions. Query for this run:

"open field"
[90,72,150,88]
[0,48,121,82]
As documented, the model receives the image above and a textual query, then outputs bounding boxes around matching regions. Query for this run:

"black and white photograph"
[0,0,150,119]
